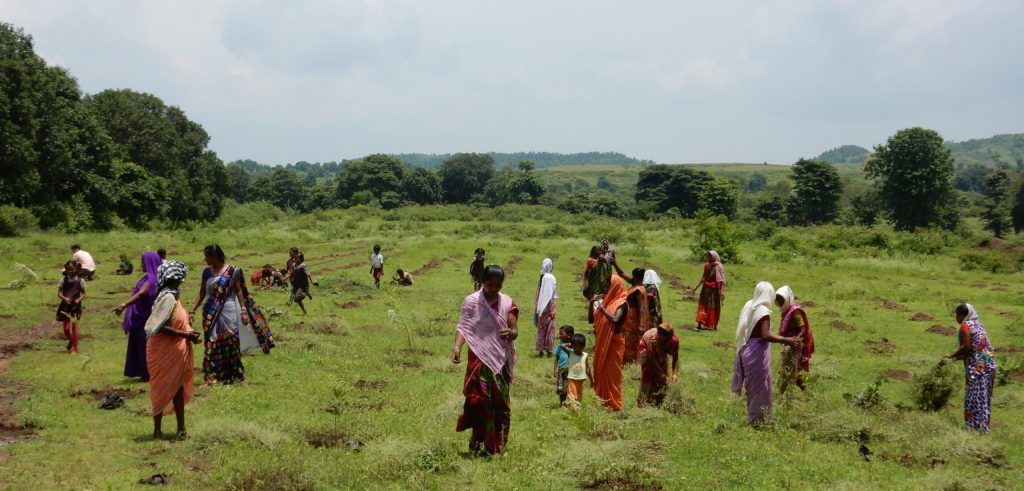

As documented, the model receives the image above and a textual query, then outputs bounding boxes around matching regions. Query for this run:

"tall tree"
[865,127,956,231]
[438,153,495,203]
[785,158,843,225]
[399,167,443,205]
[697,178,738,218]
[335,153,405,203]
[635,165,713,217]
[982,169,1013,238]
[268,167,308,211]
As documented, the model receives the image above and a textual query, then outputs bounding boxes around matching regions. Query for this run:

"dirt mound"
[909,313,934,321]
[583,477,663,490]
[821,310,840,318]
[0,342,34,359]
[70,387,144,400]
[339,301,361,309]
[925,325,956,336]
[306,429,363,450]
[994,346,1021,353]
[801,300,818,308]
[830,320,856,331]
[712,340,734,349]
[865,338,898,354]
[974,237,1008,251]
[880,301,906,311]
[678,292,697,303]
[351,295,380,301]
[412,255,457,276]
[352,380,387,390]
[504,256,524,275]
[998,311,1019,318]
[885,369,911,380]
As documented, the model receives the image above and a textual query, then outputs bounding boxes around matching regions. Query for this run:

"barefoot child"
[565,333,593,408]
[393,268,414,286]
[285,253,313,314]
[370,245,385,288]
[469,248,485,291]
[56,261,86,354]
[552,325,574,406]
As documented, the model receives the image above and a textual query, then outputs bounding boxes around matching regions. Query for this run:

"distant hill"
[814,145,870,165]
[944,133,1024,168]
[387,151,655,169]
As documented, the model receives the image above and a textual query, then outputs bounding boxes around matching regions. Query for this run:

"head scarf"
[707,250,726,286]
[456,290,518,384]
[157,260,188,296]
[536,258,557,316]
[145,260,188,337]
[736,281,774,352]
[643,270,663,291]
[963,303,979,324]
[139,251,162,298]
[123,251,163,333]
[776,285,794,312]
[657,321,674,334]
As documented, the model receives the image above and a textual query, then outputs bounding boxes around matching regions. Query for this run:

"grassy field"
[0,205,1022,489]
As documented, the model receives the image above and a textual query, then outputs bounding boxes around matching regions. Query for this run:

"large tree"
[335,153,405,204]
[865,127,956,231]
[697,178,738,218]
[438,153,495,203]
[399,167,443,205]
[635,164,714,217]
[785,158,842,225]
[982,169,1013,238]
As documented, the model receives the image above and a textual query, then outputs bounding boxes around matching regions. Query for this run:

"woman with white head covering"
[534,258,558,356]
[945,303,998,433]
[643,270,664,326]
[775,286,815,394]
[731,282,801,424]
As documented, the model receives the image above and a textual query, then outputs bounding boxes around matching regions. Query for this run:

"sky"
[2,0,1022,165]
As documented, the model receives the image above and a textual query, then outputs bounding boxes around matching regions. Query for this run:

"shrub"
[0,206,38,236]
[959,250,1013,273]
[690,210,740,262]
[843,375,889,409]
[215,200,285,229]
[912,361,959,411]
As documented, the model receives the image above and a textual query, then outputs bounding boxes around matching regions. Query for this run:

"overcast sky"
[3,0,1022,165]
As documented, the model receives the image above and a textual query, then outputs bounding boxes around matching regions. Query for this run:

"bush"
[0,206,39,236]
[959,250,1014,273]
[690,210,740,262]
[912,361,959,411]
[215,200,286,230]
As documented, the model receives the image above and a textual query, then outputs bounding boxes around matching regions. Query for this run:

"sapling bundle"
[8,263,39,290]
[912,361,959,411]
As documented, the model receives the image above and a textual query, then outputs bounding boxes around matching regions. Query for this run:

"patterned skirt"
[964,372,995,433]
[456,351,511,454]
[203,315,245,384]
[696,287,722,328]
[535,300,556,352]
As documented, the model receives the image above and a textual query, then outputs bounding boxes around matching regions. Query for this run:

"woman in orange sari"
[613,263,649,363]
[144,260,201,440]
[592,275,629,410]
[692,250,726,331]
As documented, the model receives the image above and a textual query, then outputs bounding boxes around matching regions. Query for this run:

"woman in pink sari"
[451,264,519,455]
[775,286,814,394]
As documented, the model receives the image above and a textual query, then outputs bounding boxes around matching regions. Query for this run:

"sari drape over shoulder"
[594,275,628,410]
[732,281,775,423]
[622,285,649,364]
[146,296,194,416]
[959,304,997,433]
[124,252,163,379]
[695,250,726,329]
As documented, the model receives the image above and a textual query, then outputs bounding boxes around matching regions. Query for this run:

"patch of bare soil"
[357,324,386,332]
[885,369,911,380]
[909,312,934,322]
[69,387,144,400]
[712,340,734,349]
[504,256,524,275]
[0,320,55,446]
[880,301,907,311]
[583,477,663,490]
[0,342,34,358]
[306,429,352,449]
[925,325,956,336]
[352,379,388,390]
[994,346,1021,354]
[821,310,840,318]
[678,291,697,303]
[865,338,898,355]
[351,295,380,301]
[338,301,361,309]
[830,320,857,331]
[400,359,422,369]
[412,255,458,276]
[998,311,1019,318]
[801,300,818,307]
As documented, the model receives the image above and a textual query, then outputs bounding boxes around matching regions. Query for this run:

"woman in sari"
[637,322,679,407]
[692,251,726,331]
[584,246,612,295]
[534,258,557,357]
[451,265,519,455]
[643,270,663,326]
[144,260,201,440]
[593,275,629,410]
[190,244,274,386]
[613,264,649,364]
[113,251,163,381]
[731,282,801,424]
[944,304,998,433]
[775,286,814,394]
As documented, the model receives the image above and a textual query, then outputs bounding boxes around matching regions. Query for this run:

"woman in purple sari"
[731,281,801,424]
[113,251,163,381]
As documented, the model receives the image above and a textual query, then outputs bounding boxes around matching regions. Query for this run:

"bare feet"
[153,430,163,440]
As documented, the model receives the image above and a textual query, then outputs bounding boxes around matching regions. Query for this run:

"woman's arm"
[113,281,149,315]
[587,299,596,324]
[756,316,799,346]
[670,352,679,381]
[599,304,628,333]
[451,331,466,363]
[945,326,972,360]
[586,357,594,386]
[502,310,519,340]
[191,278,207,316]
[235,279,250,325]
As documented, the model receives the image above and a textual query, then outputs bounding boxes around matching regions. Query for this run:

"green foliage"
[1011,173,1024,233]
[0,206,38,236]
[865,127,956,231]
[753,195,785,222]
[390,151,653,169]
[399,167,442,205]
[438,153,495,204]
[953,163,989,193]
[481,161,546,206]
[268,167,309,211]
[697,178,738,219]
[981,169,1013,238]
[815,144,870,165]
[635,164,713,217]
[746,172,767,193]
[843,375,889,409]
[958,250,1014,273]
[945,133,1024,168]
[848,189,883,226]
[335,154,405,203]
[786,159,842,225]
[690,210,739,262]
[912,362,959,411]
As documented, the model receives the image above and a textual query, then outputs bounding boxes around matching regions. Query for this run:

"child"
[552,326,574,406]
[56,261,86,354]
[285,253,313,314]
[393,268,413,286]
[370,245,385,289]
[469,248,485,291]
[116,254,134,275]
[565,333,593,409]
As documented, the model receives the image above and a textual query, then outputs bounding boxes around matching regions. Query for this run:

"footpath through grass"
[0,205,1022,489]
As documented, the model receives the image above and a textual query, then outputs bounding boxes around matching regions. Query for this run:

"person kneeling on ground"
[393,269,414,286]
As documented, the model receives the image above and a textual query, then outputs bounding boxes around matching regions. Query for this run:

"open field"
[1,205,1023,489]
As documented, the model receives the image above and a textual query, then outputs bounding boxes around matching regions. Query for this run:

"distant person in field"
[370,244,385,288]
[945,303,998,433]
[583,246,612,295]
[115,254,134,275]
[157,248,167,261]
[612,262,649,364]
[451,264,519,455]
[732,282,801,424]
[593,275,629,411]
[552,326,573,406]
[258,264,286,289]
[393,268,413,286]
[775,286,814,394]
[637,322,679,407]
[565,333,593,409]
[56,261,86,354]
[70,244,96,281]
[144,260,201,440]
[191,244,274,386]
[285,247,300,302]
[113,252,163,381]
[692,250,726,331]
[285,253,312,315]
[534,258,558,357]
[469,248,486,291]
[643,270,663,326]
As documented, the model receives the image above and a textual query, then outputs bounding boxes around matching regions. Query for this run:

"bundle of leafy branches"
[661,382,699,416]
[844,375,889,409]
[912,361,960,411]
[8,263,39,290]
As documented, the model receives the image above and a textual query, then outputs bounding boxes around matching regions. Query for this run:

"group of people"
[370,244,414,287]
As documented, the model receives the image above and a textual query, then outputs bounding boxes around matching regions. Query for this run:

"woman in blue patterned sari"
[944,303,997,433]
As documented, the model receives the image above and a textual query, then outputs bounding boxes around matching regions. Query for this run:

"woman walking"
[944,303,998,433]
[113,251,163,381]
[643,270,663,326]
[692,251,726,331]
[534,258,558,357]
[144,260,201,440]
[732,282,800,424]
[592,275,629,410]
[451,265,519,455]
[775,286,814,394]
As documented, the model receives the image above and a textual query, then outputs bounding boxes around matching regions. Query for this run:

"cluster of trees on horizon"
[3,21,1024,240]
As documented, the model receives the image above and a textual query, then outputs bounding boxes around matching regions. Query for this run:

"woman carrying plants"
[451,265,519,455]
[692,250,726,331]
[583,245,612,295]
[113,251,163,381]
[775,286,814,394]
[593,275,630,410]
[534,258,558,357]
[944,303,998,433]
[732,281,801,424]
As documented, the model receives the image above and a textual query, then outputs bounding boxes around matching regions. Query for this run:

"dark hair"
[590,246,601,257]
[631,267,646,284]
[396,268,404,275]
[156,248,166,259]
[571,333,586,347]
[263,263,273,269]
[203,244,226,263]
[475,247,485,255]
[482,264,505,282]
[290,247,299,254]
[374,244,381,250]
[582,285,594,297]
[70,244,80,250]
[64,260,79,269]
[560,325,575,335]
[296,253,304,263]
[955,304,970,317]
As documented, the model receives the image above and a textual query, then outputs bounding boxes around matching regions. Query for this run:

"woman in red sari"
[451,264,519,455]
[692,250,726,331]
[592,275,629,410]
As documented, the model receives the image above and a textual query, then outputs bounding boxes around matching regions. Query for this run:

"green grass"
[0,206,1022,489]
